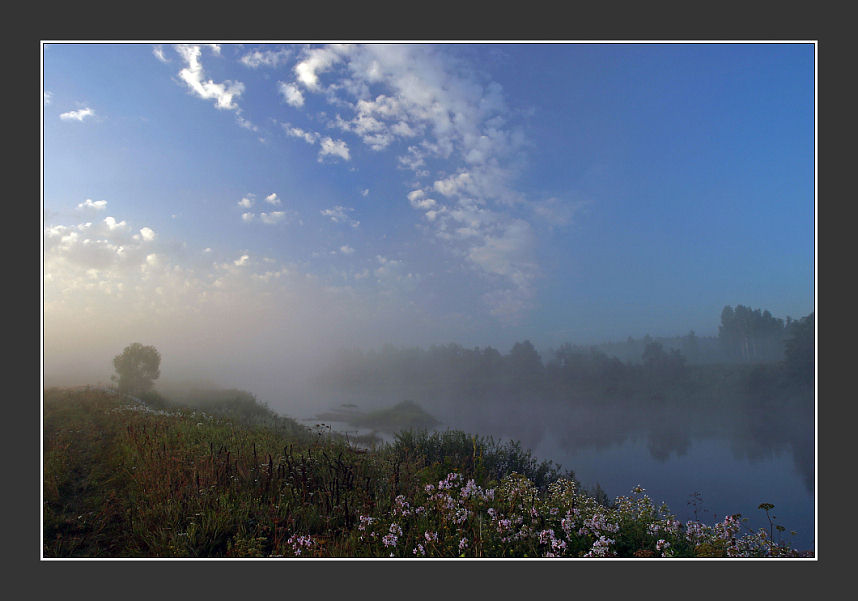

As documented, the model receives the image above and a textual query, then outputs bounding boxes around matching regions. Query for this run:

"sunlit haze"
[42,42,815,410]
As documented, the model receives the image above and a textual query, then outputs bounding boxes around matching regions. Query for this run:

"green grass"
[42,387,812,558]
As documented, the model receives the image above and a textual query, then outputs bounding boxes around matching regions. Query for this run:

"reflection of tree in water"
[734,389,815,495]
[647,424,691,461]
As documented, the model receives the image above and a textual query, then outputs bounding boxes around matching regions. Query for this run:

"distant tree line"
[317,306,814,405]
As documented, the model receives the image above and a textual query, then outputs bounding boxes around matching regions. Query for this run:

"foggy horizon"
[42,42,814,408]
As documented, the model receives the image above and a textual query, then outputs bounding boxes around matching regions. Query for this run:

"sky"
[42,42,815,393]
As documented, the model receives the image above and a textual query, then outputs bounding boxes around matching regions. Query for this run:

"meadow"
[42,387,812,558]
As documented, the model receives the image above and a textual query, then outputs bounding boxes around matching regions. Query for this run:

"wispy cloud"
[282,124,319,144]
[152,45,169,63]
[281,43,544,319]
[60,107,95,122]
[321,205,359,228]
[278,82,304,107]
[175,44,244,111]
[240,47,291,69]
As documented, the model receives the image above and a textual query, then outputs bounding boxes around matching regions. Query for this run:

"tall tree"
[784,312,814,385]
[112,343,161,396]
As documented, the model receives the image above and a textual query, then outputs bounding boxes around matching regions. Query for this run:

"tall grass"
[42,387,812,558]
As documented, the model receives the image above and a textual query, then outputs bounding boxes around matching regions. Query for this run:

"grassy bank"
[42,387,811,558]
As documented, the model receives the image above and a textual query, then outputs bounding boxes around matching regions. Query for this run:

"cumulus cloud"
[175,44,244,111]
[293,45,348,90]
[103,216,128,232]
[318,137,350,162]
[278,82,305,107]
[60,107,95,122]
[77,198,107,211]
[239,192,296,225]
[339,245,355,255]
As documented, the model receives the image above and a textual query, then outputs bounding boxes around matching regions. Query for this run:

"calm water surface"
[305,394,816,553]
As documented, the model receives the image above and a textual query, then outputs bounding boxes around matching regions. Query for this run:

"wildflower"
[286,534,316,557]
[454,507,470,525]
[584,535,616,558]
[459,537,468,552]
[460,479,480,499]
[413,544,426,556]
[394,495,413,517]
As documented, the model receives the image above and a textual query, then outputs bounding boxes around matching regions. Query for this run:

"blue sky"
[42,42,815,386]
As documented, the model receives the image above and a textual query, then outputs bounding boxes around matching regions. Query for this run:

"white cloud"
[259,211,285,224]
[77,199,107,211]
[241,48,291,68]
[44,91,52,105]
[103,216,128,232]
[321,205,359,228]
[264,193,281,206]
[532,197,587,227]
[241,212,255,223]
[293,45,349,90]
[175,44,244,111]
[282,124,318,144]
[238,195,255,209]
[278,82,305,107]
[138,227,156,241]
[318,137,350,162]
[407,190,437,211]
[339,245,355,255]
[234,254,250,267]
[152,45,169,63]
[236,115,259,131]
[433,171,474,197]
[60,107,95,122]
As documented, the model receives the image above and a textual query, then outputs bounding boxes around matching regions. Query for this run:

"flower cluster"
[351,474,809,558]
[285,534,316,557]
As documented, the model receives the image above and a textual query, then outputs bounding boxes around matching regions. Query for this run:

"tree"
[112,343,161,395]
[784,312,814,385]
[718,304,786,362]
[505,340,545,396]
[642,342,686,382]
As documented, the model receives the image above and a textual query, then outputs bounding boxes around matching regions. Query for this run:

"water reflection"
[647,424,691,462]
